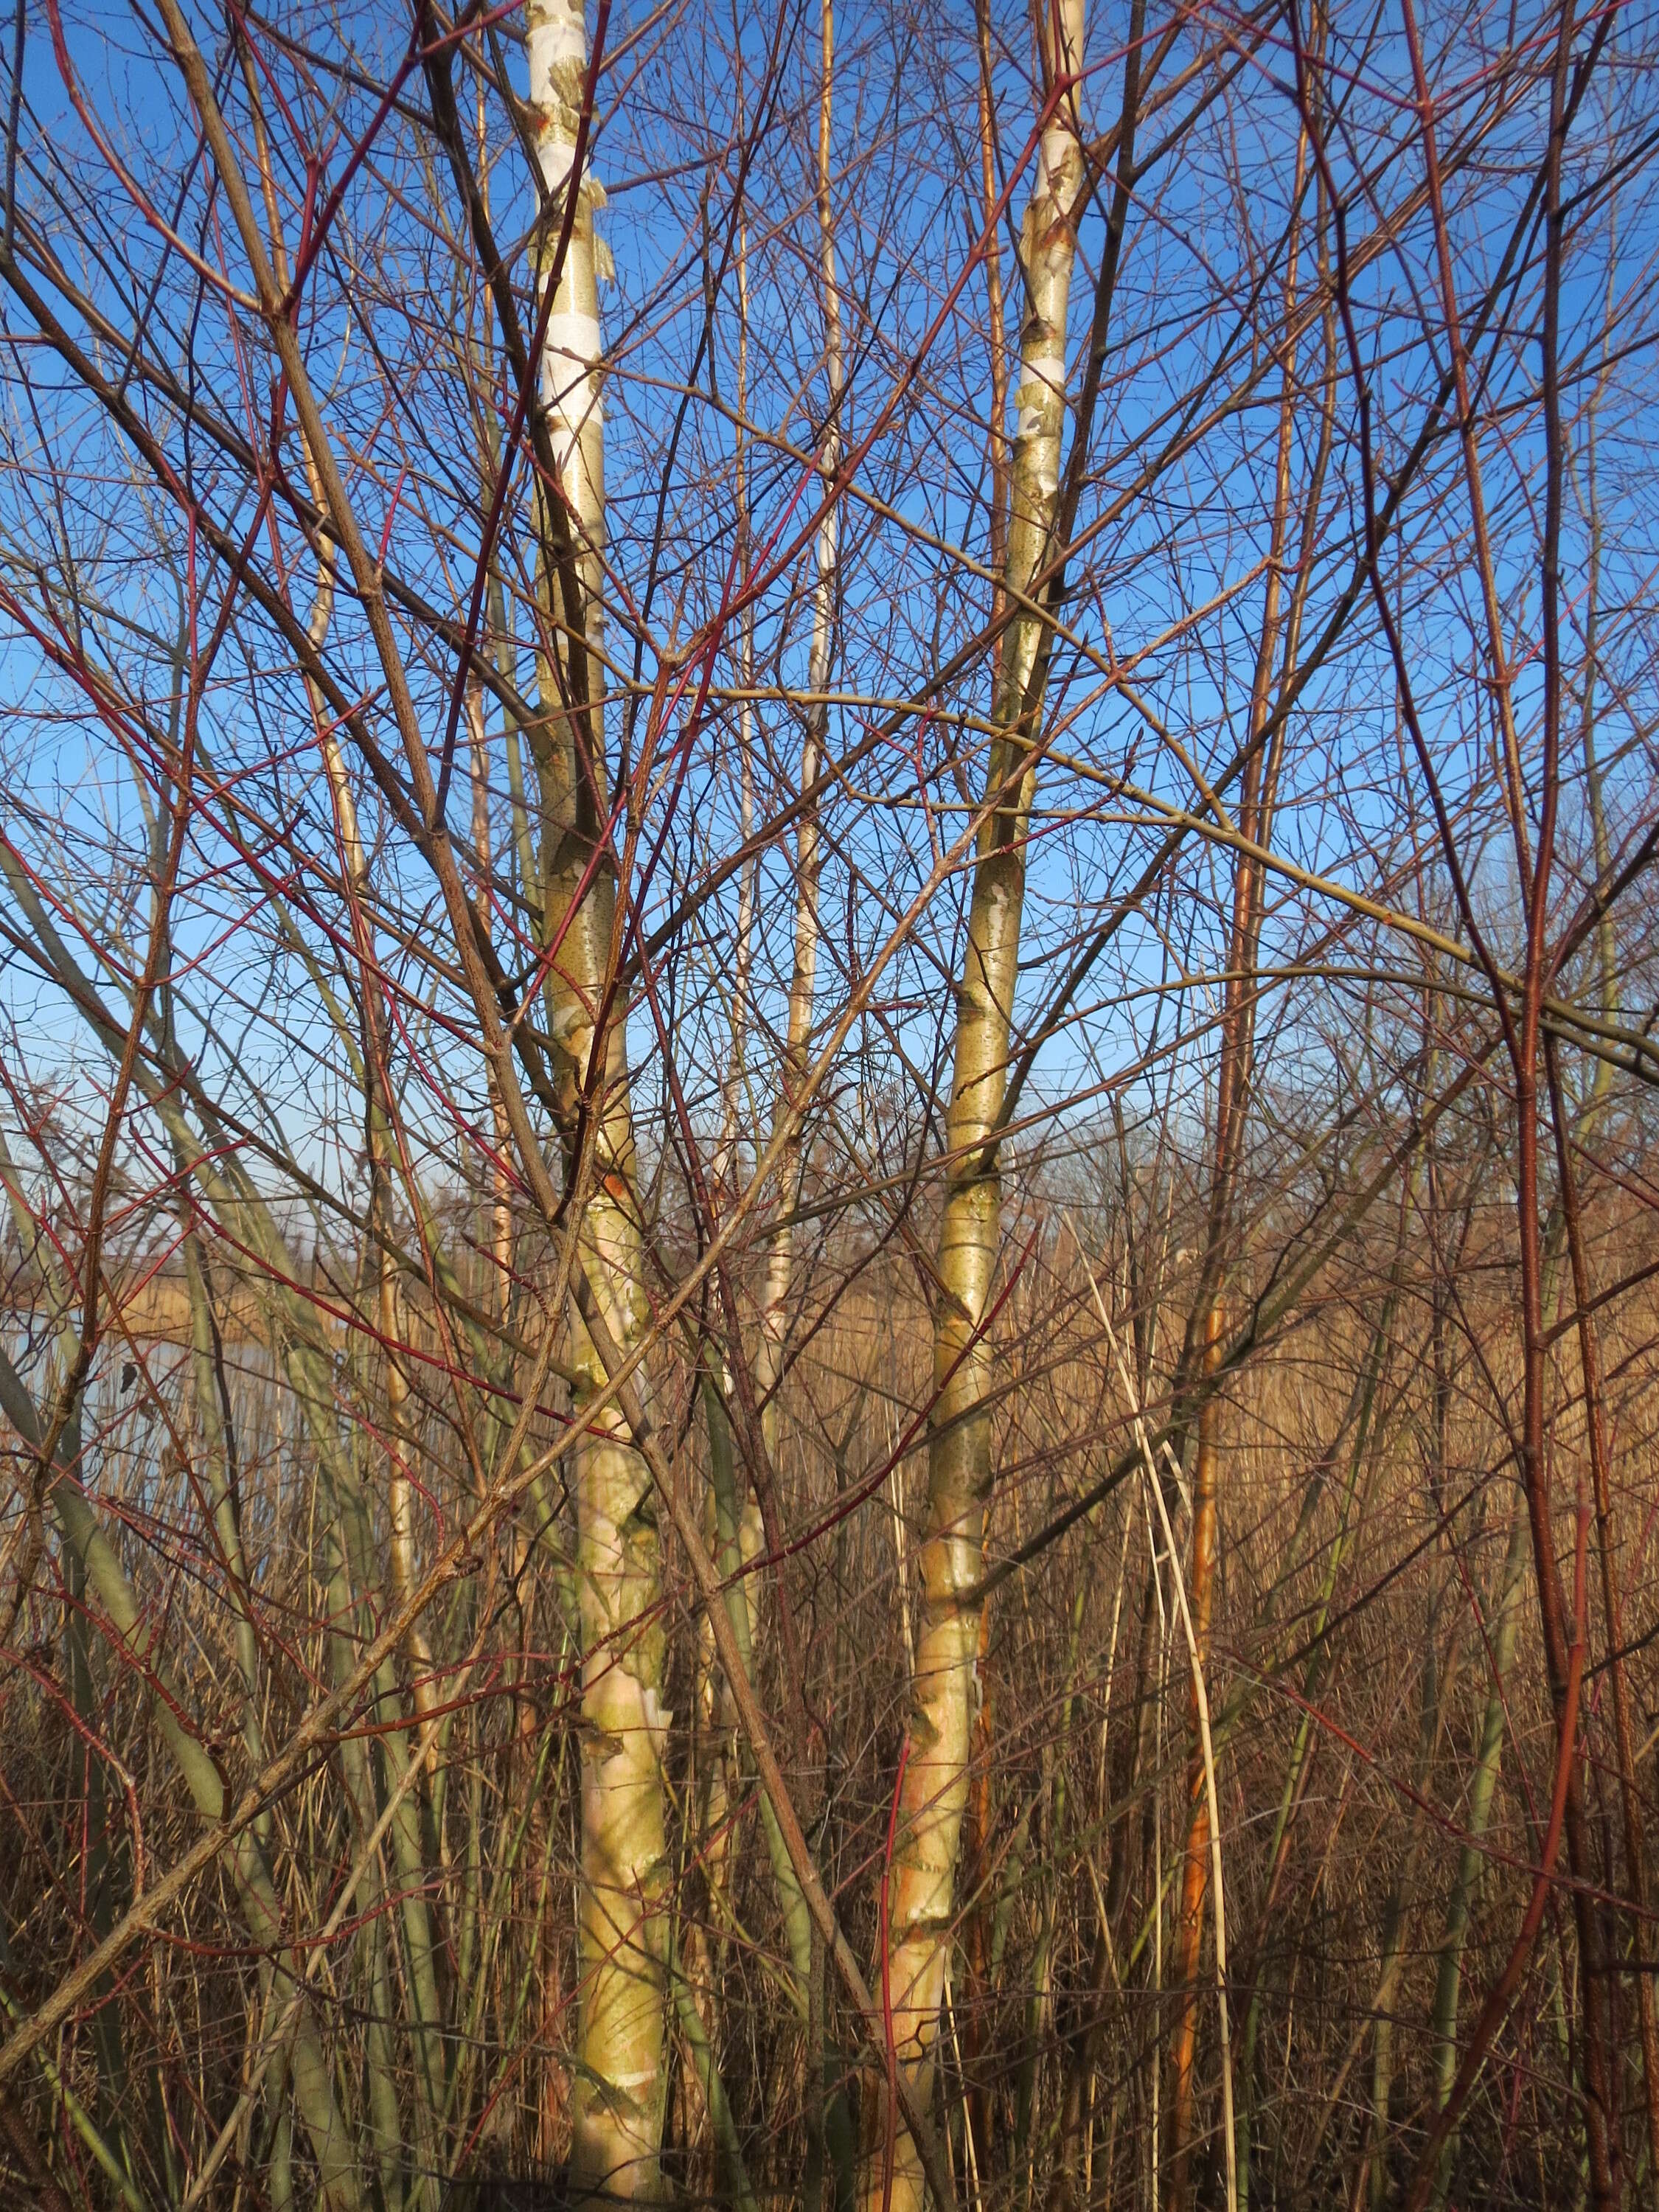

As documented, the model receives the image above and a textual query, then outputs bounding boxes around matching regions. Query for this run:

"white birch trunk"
[860,10,1088,2203]
[733,0,845,2014]
[754,0,844,1466]
[527,4,669,2198]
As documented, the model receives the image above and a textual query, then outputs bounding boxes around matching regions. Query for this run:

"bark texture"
[529,1,669,2197]
[859,10,1088,2202]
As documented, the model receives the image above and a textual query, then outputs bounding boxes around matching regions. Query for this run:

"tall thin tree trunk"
[859,8,1088,2202]
[958,28,1010,2172]
[527,3,669,2198]
[754,0,843,1468]
[1163,160,1309,2197]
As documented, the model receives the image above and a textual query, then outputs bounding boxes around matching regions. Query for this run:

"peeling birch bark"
[860,7,1088,2203]
[527,1,669,2197]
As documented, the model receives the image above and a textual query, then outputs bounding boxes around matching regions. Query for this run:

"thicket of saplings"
[5,1097,1655,2212]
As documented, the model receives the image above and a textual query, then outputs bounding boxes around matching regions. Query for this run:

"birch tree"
[860,6,1093,2202]
[0,5,1656,2211]
[526,1,670,2197]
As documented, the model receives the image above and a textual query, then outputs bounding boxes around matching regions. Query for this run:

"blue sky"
[0,0,1655,1264]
